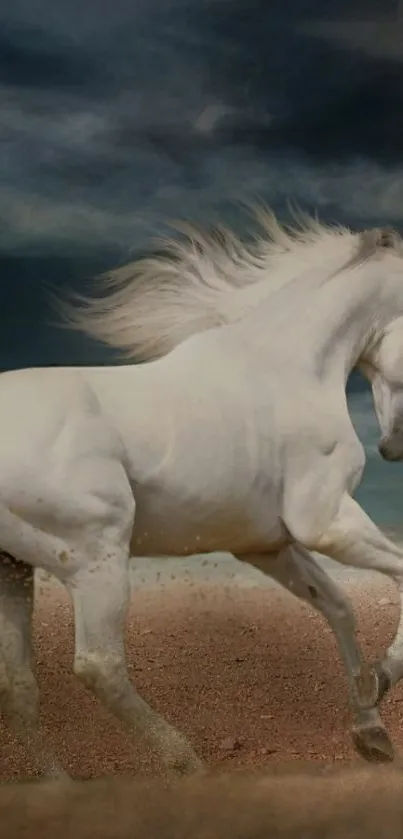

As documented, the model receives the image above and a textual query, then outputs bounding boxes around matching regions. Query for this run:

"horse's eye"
[380,234,390,247]
[379,228,396,248]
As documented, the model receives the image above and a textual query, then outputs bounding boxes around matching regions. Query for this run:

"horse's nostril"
[378,440,402,461]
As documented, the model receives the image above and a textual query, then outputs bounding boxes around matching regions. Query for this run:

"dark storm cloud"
[1,0,402,252]
[1,0,402,370]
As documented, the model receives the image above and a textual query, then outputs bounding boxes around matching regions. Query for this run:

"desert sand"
[3,765,403,839]
[1,554,402,780]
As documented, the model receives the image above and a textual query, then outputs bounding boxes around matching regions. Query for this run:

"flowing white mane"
[55,206,399,362]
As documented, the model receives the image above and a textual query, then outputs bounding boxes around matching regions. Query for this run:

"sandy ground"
[1,555,403,780]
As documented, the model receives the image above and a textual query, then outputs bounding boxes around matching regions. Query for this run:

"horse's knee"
[74,652,126,702]
[74,652,103,691]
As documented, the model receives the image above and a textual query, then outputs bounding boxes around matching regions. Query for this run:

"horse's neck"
[223,232,357,323]
[235,261,385,387]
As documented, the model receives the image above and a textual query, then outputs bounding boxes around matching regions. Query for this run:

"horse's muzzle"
[378,439,403,462]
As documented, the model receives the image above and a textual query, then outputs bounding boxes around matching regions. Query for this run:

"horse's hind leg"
[239,547,393,763]
[309,494,403,704]
[0,552,64,778]
[277,547,392,762]
[65,534,203,777]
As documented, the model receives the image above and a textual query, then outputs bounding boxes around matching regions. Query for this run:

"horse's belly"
[125,394,285,557]
[129,484,285,557]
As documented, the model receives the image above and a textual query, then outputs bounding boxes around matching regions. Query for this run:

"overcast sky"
[1,0,402,372]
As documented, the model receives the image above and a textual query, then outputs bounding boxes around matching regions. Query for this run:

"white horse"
[1,210,403,779]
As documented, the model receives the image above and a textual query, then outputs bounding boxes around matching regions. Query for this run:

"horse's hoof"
[372,659,392,706]
[174,753,205,776]
[352,724,395,764]
[163,754,205,779]
[159,737,205,778]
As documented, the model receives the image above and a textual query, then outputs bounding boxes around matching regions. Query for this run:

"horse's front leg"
[240,546,392,763]
[298,492,403,758]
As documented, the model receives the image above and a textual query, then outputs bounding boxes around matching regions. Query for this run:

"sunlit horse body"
[2,210,403,777]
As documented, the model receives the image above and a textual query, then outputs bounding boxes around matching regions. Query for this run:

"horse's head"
[363,329,403,461]
[358,227,403,461]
